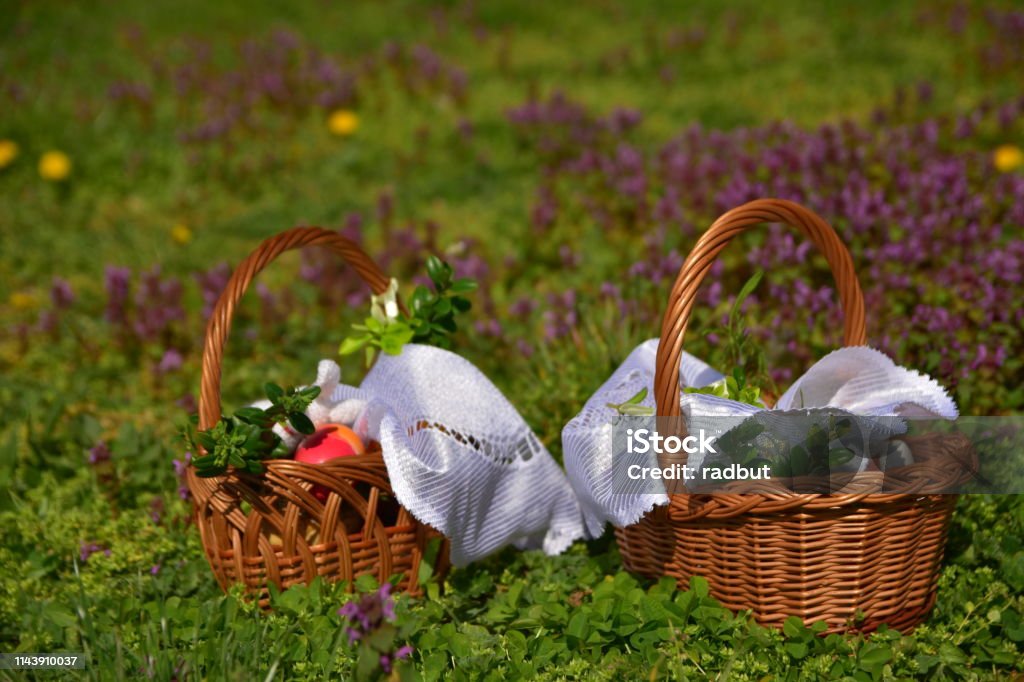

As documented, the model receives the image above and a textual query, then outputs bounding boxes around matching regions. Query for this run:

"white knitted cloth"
[562,340,958,537]
[261,345,585,567]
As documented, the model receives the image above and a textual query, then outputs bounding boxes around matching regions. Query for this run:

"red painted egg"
[295,423,365,464]
[295,424,365,502]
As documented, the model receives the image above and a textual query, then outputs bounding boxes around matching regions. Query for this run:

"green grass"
[1,0,1023,679]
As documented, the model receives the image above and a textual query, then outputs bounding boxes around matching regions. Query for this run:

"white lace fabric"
[562,340,959,536]
[261,345,585,567]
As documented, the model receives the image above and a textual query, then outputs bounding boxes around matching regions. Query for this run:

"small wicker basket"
[616,198,970,633]
[186,227,449,608]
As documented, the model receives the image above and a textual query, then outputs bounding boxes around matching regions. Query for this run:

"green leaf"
[434,296,452,315]
[433,316,457,333]
[264,383,284,402]
[192,454,219,469]
[624,387,648,405]
[409,285,431,313]
[196,431,216,450]
[730,269,764,324]
[937,642,967,665]
[782,616,806,639]
[338,336,369,356]
[43,604,78,628]
[240,425,264,449]
[785,641,809,659]
[858,643,892,670]
[425,255,449,287]
[380,323,415,355]
[288,412,315,435]
[449,278,477,294]
[789,445,810,476]
[270,439,292,459]
[565,611,590,641]
[234,407,267,424]
[828,447,854,468]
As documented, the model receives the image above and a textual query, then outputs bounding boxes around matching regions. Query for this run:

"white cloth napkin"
[562,340,958,536]
[260,346,585,567]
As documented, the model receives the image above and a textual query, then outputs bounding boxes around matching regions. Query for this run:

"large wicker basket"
[186,227,449,608]
[615,198,969,633]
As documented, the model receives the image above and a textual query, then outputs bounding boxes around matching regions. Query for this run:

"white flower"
[370,278,401,324]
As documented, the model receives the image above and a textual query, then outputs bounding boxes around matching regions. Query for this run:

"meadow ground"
[1,0,1023,679]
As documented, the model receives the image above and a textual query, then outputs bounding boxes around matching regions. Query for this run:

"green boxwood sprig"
[339,255,477,365]
[186,383,320,477]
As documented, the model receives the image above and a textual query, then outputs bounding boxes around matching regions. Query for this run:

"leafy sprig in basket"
[339,255,477,365]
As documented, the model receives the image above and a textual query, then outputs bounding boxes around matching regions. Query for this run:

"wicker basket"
[615,198,970,633]
[186,227,449,608]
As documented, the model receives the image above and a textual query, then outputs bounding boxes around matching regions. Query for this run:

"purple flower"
[338,582,411,668]
[515,339,535,358]
[605,107,642,134]
[174,453,193,502]
[150,498,164,525]
[176,393,197,413]
[473,319,502,337]
[173,452,192,478]
[108,80,153,106]
[531,187,558,231]
[104,266,132,326]
[559,245,580,269]
[79,542,110,563]
[132,266,185,341]
[36,310,59,335]
[150,564,161,575]
[193,263,230,320]
[449,250,490,282]
[88,441,112,465]
[157,348,184,374]
[509,297,537,319]
[376,190,394,227]
[50,277,75,308]
[379,644,414,673]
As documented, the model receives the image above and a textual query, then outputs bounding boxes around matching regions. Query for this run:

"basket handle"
[198,227,392,432]
[653,198,867,418]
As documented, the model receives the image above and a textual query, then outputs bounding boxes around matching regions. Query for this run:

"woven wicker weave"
[616,198,969,633]
[186,227,448,608]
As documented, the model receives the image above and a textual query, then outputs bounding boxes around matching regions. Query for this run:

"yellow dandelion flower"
[994,144,1023,173]
[171,223,193,245]
[0,140,18,169]
[328,109,359,137]
[9,291,36,310]
[39,150,72,181]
